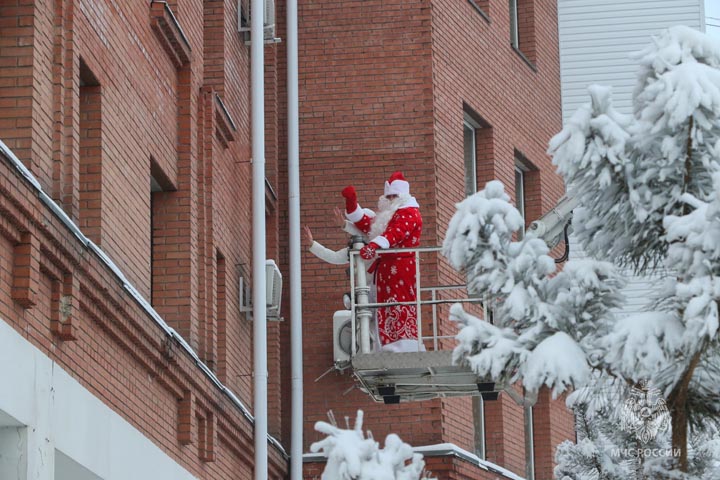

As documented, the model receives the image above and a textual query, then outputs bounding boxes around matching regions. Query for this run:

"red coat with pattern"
[354,205,422,348]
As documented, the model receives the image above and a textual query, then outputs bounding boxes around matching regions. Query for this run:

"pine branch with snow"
[444,182,623,398]
[555,377,720,480]
[553,26,720,476]
[549,26,720,473]
[310,410,435,480]
[446,26,720,477]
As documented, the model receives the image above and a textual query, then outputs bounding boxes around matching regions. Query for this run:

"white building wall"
[558,0,705,120]
[559,0,705,315]
[568,241,668,318]
[0,319,197,480]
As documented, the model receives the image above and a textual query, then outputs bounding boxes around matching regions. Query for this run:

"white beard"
[369,194,408,240]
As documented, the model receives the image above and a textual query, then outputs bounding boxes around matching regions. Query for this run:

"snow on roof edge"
[0,139,289,460]
[303,442,526,480]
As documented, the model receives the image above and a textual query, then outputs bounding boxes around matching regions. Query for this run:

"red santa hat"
[384,171,410,196]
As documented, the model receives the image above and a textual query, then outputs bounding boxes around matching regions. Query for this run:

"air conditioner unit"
[265,259,282,320]
[238,259,282,321]
[238,0,281,44]
[332,310,376,365]
[333,310,353,365]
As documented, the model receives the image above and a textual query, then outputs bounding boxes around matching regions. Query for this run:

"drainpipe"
[287,0,303,478]
[251,0,267,476]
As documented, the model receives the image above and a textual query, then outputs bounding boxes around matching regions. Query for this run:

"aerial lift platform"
[332,243,501,404]
[333,192,576,405]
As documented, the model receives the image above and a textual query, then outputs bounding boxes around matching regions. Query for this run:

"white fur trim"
[384,179,410,196]
[381,339,426,353]
[371,236,390,249]
[345,204,364,223]
[401,197,419,208]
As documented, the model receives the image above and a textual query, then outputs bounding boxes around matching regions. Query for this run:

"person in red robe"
[341,172,424,352]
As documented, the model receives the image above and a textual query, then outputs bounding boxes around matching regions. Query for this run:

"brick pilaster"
[12,231,40,308]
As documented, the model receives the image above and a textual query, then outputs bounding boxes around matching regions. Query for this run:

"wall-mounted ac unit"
[265,259,282,320]
[333,310,353,365]
[238,0,281,44]
[238,259,283,321]
[333,310,377,365]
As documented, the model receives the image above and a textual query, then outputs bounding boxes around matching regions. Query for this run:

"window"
[79,58,102,244]
[216,250,227,380]
[464,107,494,196]
[464,118,478,197]
[515,150,540,239]
[463,109,493,197]
[509,0,537,65]
[149,158,176,304]
[515,165,526,238]
[525,405,535,480]
[150,174,163,301]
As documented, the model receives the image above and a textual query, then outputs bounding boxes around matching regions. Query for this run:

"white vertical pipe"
[251,0,267,476]
[354,240,372,354]
[415,250,422,350]
[287,0,303,477]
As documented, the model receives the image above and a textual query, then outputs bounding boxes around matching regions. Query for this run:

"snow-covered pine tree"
[551,26,720,473]
[555,379,720,479]
[443,182,623,399]
[310,410,435,480]
[444,26,720,477]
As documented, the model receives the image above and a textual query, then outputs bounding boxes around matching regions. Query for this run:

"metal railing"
[348,241,484,356]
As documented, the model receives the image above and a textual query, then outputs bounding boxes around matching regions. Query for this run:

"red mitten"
[341,185,358,213]
[360,242,378,260]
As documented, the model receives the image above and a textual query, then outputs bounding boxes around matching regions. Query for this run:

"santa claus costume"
[342,172,423,353]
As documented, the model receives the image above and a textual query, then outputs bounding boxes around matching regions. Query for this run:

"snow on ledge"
[303,442,525,480]
[415,443,525,480]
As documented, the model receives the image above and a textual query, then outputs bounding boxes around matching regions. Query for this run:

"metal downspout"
[287,0,303,477]
[251,0,268,476]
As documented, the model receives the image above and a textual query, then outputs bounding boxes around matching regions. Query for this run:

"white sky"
[707,0,720,37]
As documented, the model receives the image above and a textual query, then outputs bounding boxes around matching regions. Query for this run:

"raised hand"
[334,207,346,228]
[303,225,314,248]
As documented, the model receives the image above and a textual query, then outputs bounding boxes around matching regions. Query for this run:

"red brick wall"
[290,0,573,478]
[0,0,285,478]
[430,0,570,477]
[0,0,573,478]
[305,455,540,480]
[291,0,442,451]
[533,390,576,480]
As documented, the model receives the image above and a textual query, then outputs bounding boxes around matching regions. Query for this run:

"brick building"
[0,0,572,479]
[295,1,572,479]
[0,0,287,478]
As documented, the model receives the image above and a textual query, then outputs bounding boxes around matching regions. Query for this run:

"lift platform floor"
[351,351,500,404]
